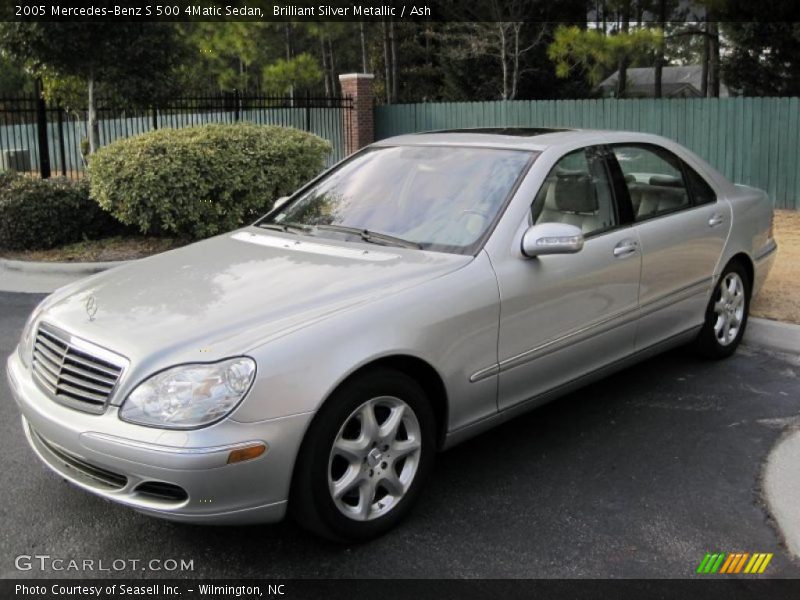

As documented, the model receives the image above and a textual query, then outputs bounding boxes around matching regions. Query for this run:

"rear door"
[608,143,731,349]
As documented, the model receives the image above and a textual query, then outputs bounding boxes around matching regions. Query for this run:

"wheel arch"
[345,355,449,450]
[308,354,450,451]
[723,252,755,296]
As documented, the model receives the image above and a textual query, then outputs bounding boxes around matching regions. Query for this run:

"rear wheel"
[695,261,750,359]
[291,368,435,542]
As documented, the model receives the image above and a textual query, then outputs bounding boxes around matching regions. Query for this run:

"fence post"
[56,105,66,177]
[34,79,51,178]
[234,89,241,122]
[151,106,158,130]
[305,90,311,132]
[338,73,374,155]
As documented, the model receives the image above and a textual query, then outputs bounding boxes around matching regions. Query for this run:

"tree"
[719,1,800,96]
[0,53,34,96]
[0,21,185,153]
[263,54,322,95]
[548,24,663,94]
[189,22,271,93]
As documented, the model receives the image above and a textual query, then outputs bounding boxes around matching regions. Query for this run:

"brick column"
[339,73,374,155]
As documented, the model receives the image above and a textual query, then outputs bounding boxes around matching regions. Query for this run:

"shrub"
[87,123,332,240]
[0,175,123,251]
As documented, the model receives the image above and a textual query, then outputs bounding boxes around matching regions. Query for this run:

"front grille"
[31,428,127,490]
[32,323,127,414]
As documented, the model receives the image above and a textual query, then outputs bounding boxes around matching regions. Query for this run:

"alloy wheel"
[713,272,746,346]
[327,396,422,522]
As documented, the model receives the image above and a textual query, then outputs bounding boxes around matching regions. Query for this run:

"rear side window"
[683,164,717,205]
[611,144,690,221]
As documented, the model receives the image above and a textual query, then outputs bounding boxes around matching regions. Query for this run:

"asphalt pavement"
[1,291,799,579]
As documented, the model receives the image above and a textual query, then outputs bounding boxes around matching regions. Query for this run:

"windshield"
[258,145,535,254]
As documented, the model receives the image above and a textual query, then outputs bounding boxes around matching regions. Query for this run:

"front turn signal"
[227,443,267,464]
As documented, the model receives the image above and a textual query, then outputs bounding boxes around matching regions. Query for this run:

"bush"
[0,175,123,251]
[87,123,332,240]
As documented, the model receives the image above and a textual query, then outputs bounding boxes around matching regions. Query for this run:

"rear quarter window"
[683,164,717,205]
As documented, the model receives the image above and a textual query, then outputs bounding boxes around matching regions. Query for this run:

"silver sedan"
[6,129,776,541]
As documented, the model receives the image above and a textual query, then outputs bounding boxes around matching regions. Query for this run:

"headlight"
[119,357,256,429]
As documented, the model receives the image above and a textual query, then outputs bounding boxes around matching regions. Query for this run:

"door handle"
[708,213,725,227]
[613,239,638,258]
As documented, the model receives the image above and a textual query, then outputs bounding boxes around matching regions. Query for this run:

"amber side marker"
[227,443,267,464]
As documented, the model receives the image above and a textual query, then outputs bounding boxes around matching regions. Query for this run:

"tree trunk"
[616,3,630,98]
[511,24,520,100]
[360,22,368,73]
[327,37,337,95]
[499,23,509,100]
[653,0,666,98]
[389,20,398,103]
[708,18,720,97]
[382,21,391,104]
[601,0,607,34]
[701,19,709,97]
[320,35,331,96]
[87,75,100,155]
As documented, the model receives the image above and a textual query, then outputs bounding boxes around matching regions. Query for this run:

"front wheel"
[290,368,435,542]
[694,261,750,359]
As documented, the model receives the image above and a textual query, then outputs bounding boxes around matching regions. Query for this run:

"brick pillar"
[339,73,374,155]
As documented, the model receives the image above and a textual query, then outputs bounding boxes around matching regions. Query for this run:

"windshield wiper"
[313,224,422,250]
[258,222,313,235]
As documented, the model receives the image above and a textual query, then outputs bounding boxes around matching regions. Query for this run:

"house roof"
[597,65,729,97]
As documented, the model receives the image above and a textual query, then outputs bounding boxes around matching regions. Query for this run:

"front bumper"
[7,351,313,525]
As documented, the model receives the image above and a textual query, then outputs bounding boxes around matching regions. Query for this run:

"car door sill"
[445,326,701,450]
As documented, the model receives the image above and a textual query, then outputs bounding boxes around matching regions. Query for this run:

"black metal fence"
[0,92,353,179]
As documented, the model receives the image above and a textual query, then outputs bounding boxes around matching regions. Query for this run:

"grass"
[751,210,800,325]
[0,236,185,262]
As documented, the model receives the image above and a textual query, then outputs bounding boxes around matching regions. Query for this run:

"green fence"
[375,97,800,209]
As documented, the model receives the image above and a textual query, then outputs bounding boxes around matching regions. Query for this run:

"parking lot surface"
[1,291,798,579]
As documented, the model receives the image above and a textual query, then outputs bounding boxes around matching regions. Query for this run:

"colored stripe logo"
[696,552,773,574]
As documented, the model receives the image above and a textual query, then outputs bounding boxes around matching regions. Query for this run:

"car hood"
[38,227,471,369]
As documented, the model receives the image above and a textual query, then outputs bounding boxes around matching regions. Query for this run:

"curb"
[763,430,800,559]
[744,317,800,355]
[0,257,129,275]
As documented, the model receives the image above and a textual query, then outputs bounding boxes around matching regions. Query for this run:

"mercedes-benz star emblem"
[85,295,98,321]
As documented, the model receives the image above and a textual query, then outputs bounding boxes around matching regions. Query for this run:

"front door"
[490,146,641,411]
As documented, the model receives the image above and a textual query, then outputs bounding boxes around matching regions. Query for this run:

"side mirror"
[521,222,584,258]
[273,196,290,210]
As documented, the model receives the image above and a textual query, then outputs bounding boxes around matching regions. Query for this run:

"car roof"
[372,127,736,194]
[372,127,672,152]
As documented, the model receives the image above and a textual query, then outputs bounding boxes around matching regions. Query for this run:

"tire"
[694,260,751,359]
[290,368,436,542]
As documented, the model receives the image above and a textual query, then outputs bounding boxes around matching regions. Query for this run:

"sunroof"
[430,127,570,137]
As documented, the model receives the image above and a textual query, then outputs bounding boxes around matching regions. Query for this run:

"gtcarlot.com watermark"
[15,554,194,573]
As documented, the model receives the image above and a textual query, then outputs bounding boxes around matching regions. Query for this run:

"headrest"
[624,173,636,184]
[649,174,682,188]
[554,173,597,213]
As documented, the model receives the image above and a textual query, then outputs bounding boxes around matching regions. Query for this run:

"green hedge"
[0,174,122,251]
[87,124,331,240]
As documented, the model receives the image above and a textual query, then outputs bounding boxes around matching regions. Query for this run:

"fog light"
[227,443,267,464]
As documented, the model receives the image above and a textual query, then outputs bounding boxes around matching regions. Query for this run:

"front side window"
[612,144,690,220]
[531,147,618,236]
[259,145,535,254]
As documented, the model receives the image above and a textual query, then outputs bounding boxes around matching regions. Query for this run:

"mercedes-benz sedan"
[7,129,776,541]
